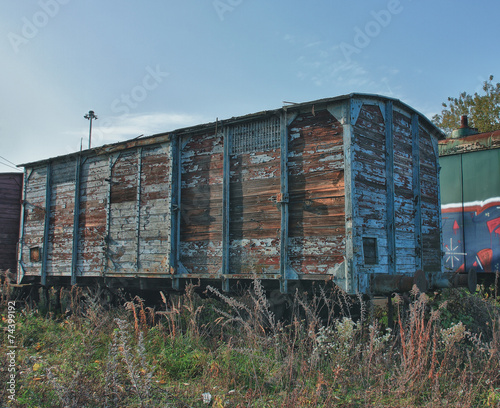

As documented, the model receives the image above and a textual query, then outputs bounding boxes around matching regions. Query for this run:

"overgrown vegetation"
[1,275,499,407]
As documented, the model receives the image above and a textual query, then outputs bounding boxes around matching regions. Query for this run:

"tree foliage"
[432,75,500,135]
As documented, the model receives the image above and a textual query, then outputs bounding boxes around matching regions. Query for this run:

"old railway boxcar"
[0,172,23,274]
[17,94,451,295]
[440,116,500,278]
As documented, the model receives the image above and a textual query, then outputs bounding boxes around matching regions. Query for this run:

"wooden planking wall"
[354,104,389,273]
[18,95,443,288]
[20,143,174,281]
[47,160,76,276]
[180,132,224,275]
[393,109,417,274]
[229,134,281,275]
[178,111,347,278]
[77,156,108,276]
[138,144,172,274]
[419,126,441,272]
[109,150,140,273]
[353,103,442,277]
[20,167,47,277]
[288,109,345,275]
[0,173,22,274]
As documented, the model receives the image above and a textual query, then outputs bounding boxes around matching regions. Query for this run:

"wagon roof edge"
[18,93,444,168]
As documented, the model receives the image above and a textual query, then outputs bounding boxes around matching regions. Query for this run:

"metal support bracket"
[41,162,52,286]
[104,153,120,276]
[412,114,423,270]
[136,148,143,271]
[170,134,183,290]
[71,155,86,285]
[385,101,396,275]
[221,126,232,292]
[17,168,33,284]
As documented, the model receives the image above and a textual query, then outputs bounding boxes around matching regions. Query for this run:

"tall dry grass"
[1,279,499,407]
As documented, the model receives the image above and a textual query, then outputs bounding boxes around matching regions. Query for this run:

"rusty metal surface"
[439,130,500,156]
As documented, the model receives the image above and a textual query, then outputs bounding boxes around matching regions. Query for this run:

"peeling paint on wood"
[17,94,444,295]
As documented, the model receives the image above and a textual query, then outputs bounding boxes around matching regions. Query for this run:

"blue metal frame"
[71,155,83,285]
[221,126,231,292]
[279,111,290,293]
[104,154,120,276]
[385,102,396,275]
[343,99,358,294]
[170,135,183,290]
[17,169,33,283]
[412,114,423,270]
[136,148,143,271]
[41,162,52,286]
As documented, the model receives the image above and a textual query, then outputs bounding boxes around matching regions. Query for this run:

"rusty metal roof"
[439,129,500,156]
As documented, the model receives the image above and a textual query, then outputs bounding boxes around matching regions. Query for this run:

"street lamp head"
[84,110,98,120]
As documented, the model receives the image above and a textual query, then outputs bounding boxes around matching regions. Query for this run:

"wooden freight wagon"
[17,94,455,295]
[0,172,23,275]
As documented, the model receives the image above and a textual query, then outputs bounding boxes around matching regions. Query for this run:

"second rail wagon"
[17,93,468,295]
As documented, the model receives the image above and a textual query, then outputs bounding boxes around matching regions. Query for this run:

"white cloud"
[63,111,208,152]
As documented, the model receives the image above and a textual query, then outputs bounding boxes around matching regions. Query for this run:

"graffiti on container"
[442,198,500,273]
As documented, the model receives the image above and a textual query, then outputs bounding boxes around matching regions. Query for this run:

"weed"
[1,281,499,407]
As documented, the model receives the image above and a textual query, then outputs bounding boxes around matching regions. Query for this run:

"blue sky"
[1,0,499,170]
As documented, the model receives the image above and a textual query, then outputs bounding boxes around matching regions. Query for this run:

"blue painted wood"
[344,99,356,294]
[104,154,119,276]
[41,163,52,286]
[136,148,143,271]
[222,127,231,292]
[350,99,363,126]
[280,111,290,293]
[71,156,83,285]
[385,102,396,275]
[433,136,444,275]
[412,114,423,270]
[170,135,182,290]
[17,169,33,284]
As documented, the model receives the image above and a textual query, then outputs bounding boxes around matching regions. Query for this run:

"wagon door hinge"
[276,193,289,203]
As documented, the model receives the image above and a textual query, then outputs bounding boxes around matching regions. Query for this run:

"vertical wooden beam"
[279,111,290,293]
[343,99,358,294]
[385,102,396,275]
[412,114,423,270]
[136,148,143,271]
[41,162,52,286]
[71,155,82,285]
[221,127,231,292]
[170,135,182,290]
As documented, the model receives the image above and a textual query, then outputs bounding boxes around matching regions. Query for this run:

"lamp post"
[84,110,98,149]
